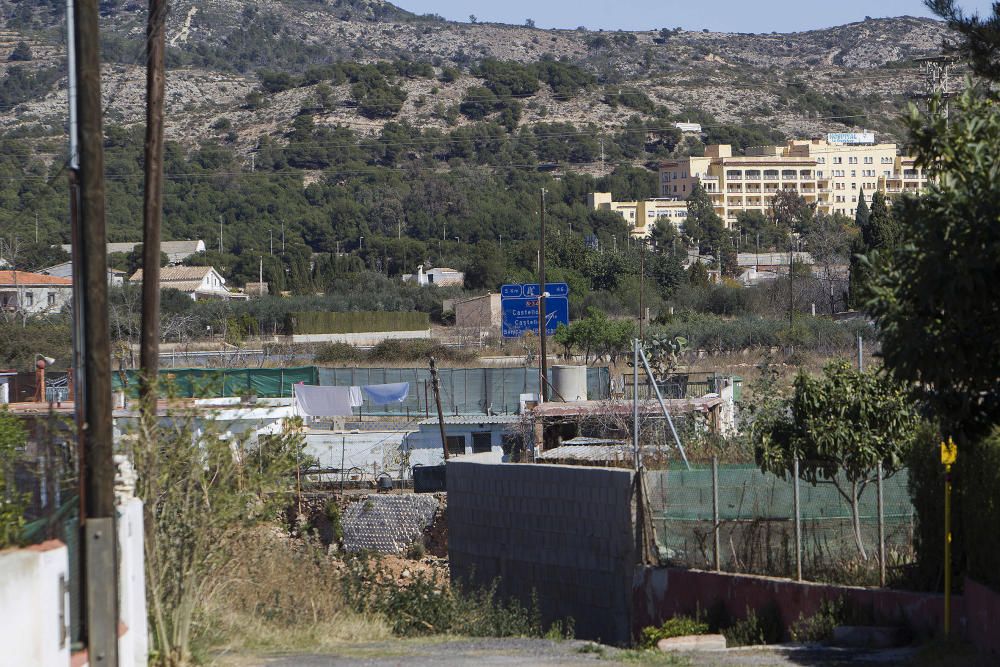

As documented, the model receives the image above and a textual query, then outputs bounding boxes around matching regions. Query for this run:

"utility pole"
[219,217,223,254]
[788,234,794,329]
[73,0,119,662]
[429,357,449,461]
[269,229,273,255]
[281,220,285,254]
[140,0,167,428]
[639,238,645,340]
[35,212,38,243]
[538,188,548,403]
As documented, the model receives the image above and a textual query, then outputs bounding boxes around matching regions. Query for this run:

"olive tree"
[751,361,920,559]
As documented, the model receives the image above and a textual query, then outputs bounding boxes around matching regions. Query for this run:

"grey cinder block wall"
[447,459,636,644]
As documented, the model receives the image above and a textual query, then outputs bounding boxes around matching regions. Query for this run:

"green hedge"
[285,311,429,335]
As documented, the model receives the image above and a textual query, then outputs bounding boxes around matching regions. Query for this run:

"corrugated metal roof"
[537,443,673,463]
[417,414,519,426]
[532,397,723,418]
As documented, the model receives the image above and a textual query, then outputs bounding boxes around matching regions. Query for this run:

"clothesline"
[294,382,410,418]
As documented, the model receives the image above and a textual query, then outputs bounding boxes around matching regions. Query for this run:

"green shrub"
[405,540,426,560]
[314,342,364,363]
[341,556,568,638]
[722,603,783,647]
[789,598,845,643]
[640,615,710,648]
[323,499,344,545]
[0,409,28,548]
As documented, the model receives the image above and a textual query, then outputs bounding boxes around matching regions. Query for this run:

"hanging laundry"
[349,386,364,408]
[362,382,410,404]
[294,384,353,417]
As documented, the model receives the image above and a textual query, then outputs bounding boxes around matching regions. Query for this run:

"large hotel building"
[591,133,928,237]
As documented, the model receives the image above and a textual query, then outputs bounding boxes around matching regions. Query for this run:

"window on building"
[833,157,843,164]
[851,196,857,203]
[47,292,56,306]
[864,156,873,164]
[849,157,858,164]
[850,170,856,177]
[471,432,492,454]
[817,157,826,164]
[446,436,466,456]
[817,170,824,178]
[851,183,857,189]
[24,292,33,307]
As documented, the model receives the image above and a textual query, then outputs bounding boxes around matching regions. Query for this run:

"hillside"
[0,1,957,157]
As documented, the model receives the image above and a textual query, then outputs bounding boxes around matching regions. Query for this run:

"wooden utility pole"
[429,357,449,461]
[74,0,119,662]
[538,188,548,402]
[139,0,167,420]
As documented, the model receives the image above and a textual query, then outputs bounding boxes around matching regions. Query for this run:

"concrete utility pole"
[429,357,449,461]
[538,188,548,402]
[140,0,167,423]
[73,0,119,662]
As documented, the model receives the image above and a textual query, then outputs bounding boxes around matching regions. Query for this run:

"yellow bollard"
[940,437,957,637]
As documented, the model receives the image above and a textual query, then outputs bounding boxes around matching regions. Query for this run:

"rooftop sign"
[827,132,875,145]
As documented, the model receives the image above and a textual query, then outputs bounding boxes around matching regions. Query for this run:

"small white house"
[404,415,519,467]
[401,265,465,287]
[0,271,73,314]
[128,265,245,300]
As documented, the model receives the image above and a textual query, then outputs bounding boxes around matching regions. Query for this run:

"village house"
[0,271,73,314]
[128,266,245,301]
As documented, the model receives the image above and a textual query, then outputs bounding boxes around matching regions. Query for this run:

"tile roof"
[0,271,73,287]
[130,266,214,282]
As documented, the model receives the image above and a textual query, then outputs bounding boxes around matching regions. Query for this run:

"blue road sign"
[500,283,569,298]
[501,296,569,338]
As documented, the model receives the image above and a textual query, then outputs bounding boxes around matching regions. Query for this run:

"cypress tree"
[855,188,870,231]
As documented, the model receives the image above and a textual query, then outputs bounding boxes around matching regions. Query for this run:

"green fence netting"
[111,366,320,398]
[645,463,914,580]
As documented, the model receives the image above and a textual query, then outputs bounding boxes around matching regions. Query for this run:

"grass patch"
[639,616,709,649]
[194,530,392,658]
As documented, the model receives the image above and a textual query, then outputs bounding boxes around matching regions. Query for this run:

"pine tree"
[849,190,897,309]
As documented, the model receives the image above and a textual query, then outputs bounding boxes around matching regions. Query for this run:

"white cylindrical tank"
[551,365,587,402]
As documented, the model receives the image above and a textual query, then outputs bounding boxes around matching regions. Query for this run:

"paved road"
[217,637,946,667]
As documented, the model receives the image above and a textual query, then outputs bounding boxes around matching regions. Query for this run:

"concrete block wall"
[447,460,636,644]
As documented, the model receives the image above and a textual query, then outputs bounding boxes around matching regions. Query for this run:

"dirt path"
[213,637,948,667]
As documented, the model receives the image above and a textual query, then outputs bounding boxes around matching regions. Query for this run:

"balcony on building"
[781,169,798,180]
[763,169,779,181]
[726,170,742,181]
[744,170,761,181]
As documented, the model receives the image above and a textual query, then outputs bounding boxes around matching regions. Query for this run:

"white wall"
[118,499,148,667]
[0,541,71,667]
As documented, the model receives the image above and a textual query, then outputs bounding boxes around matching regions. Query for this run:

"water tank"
[551,365,587,402]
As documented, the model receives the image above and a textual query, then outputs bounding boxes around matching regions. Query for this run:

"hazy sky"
[394,0,995,33]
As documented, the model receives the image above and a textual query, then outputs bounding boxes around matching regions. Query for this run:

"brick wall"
[447,459,636,644]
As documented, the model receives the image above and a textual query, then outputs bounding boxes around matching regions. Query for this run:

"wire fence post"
[712,456,720,572]
[793,457,802,581]
[877,460,886,587]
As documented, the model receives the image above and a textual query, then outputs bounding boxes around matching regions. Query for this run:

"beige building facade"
[588,192,689,237]
[657,136,928,227]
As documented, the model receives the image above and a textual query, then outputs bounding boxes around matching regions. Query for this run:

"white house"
[401,265,464,287]
[403,415,518,467]
[128,265,245,301]
[0,271,73,314]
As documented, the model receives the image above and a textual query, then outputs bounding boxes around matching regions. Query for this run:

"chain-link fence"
[644,460,915,585]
